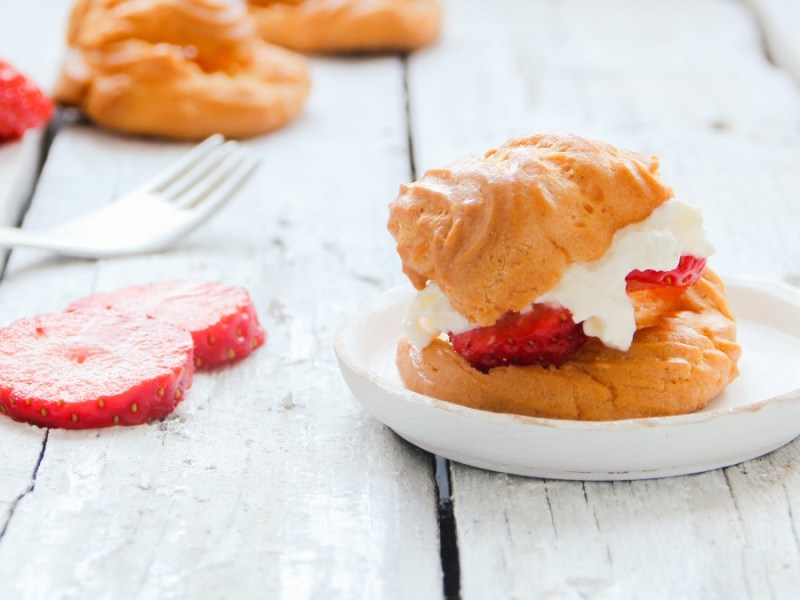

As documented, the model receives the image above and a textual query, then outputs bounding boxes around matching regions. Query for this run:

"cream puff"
[248,0,442,53]
[56,0,311,140]
[388,133,740,421]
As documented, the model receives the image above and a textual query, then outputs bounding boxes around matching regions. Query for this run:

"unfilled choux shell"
[248,0,442,53]
[56,0,310,139]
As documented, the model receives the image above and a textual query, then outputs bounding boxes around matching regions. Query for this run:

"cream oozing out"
[403,282,477,349]
[403,199,715,351]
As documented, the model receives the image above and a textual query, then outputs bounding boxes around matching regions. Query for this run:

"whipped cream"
[403,282,476,349]
[403,199,714,351]
[537,199,713,350]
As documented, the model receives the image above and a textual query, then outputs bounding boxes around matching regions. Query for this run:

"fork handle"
[0,226,71,253]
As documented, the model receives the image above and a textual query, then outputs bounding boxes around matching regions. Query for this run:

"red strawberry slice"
[68,281,266,370]
[626,255,707,291]
[0,61,54,141]
[0,310,193,429]
[449,304,587,372]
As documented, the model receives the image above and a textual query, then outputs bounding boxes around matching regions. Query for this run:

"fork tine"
[172,150,256,210]
[192,157,260,217]
[172,149,257,210]
[159,141,240,201]
[137,134,225,194]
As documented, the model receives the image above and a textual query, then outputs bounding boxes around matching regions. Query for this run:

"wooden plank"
[0,0,73,227]
[0,57,442,597]
[406,0,800,597]
[0,0,74,538]
[0,138,40,226]
[454,443,800,598]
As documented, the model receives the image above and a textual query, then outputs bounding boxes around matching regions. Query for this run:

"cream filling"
[403,199,714,351]
[403,282,476,349]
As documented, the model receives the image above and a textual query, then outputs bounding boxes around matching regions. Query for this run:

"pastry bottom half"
[397,271,741,421]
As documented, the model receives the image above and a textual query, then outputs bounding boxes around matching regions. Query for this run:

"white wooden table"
[2,1,800,598]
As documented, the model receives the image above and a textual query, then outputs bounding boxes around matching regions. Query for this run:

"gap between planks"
[403,54,463,600]
[0,113,61,279]
[435,455,462,600]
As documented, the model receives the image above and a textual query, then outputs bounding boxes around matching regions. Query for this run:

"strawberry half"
[0,61,53,141]
[626,255,707,291]
[449,304,587,372]
[0,310,193,429]
[68,281,266,370]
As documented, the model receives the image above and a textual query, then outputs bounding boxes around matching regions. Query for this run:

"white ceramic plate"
[335,280,800,480]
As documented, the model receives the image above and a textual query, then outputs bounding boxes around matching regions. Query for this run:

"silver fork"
[0,135,259,259]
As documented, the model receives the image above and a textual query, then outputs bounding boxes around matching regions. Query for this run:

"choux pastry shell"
[248,0,442,53]
[56,0,310,139]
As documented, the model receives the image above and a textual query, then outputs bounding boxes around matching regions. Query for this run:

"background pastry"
[56,0,311,139]
[248,0,442,53]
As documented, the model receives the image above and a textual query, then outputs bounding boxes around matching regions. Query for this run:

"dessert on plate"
[55,0,310,139]
[388,133,741,421]
[247,0,442,53]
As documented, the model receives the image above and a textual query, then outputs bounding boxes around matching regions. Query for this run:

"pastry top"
[56,0,310,139]
[387,133,674,326]
[248,0,442,53]
[67,0,253,62]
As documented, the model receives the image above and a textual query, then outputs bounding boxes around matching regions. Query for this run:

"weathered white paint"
[407,0,800,597]
[0,0,73,538]
[0,55,441,599]
[0,136,40,227]
[0,0,73,227]
[453,448,800,599]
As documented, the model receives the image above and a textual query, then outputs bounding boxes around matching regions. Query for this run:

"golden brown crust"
[396,271,741,421]
[387,134,674,326]
[56,0,310,140]
[248,0,442,53]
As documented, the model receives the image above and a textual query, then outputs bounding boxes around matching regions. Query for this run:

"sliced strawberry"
[626,255,707,291]
[0,61,53,141]
[449,304,587,372]
[68,281,266,370]
[0,310,193,429]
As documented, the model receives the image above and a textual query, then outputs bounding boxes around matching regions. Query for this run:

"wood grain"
[0,0,73,228]
[0,59,442,598]
[454,443,800,598]
[0,0,73,542]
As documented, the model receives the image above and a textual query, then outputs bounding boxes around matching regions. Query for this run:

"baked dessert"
[55,0,310,139]
[388,133,740,421]
[248,0,442,53]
